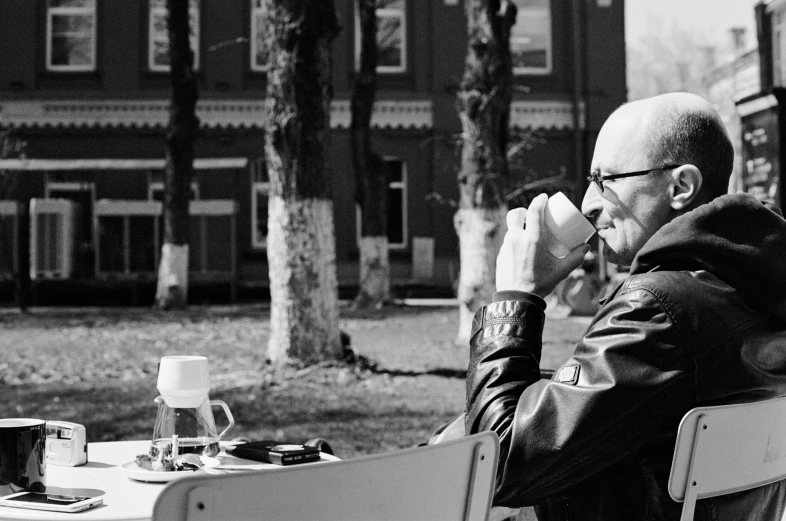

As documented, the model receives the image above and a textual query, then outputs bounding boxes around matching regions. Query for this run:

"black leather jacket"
[466,194,786,521]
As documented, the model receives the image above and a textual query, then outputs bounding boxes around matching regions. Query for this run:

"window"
[355,0,407,73]
[250,157,269,249]
[46,0,97,72]
[147,171,200,202]
[149,0,200,72]
[511,0,552,75]
[356,158,407,249]
[250,0,269,71]
[45,179,95,242]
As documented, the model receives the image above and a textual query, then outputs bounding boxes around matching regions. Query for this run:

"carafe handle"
[211,400,235,441]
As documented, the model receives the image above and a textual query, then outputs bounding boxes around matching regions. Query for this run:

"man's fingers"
[560,243,592,273]
[506,208,527,231]
[526,193,549,239]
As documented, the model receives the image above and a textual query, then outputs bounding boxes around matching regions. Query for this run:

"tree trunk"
[352,0,390,309]
[1,132,29,312]
[454,0,516,343]
[264,0,343,365]
[156,0,199,310]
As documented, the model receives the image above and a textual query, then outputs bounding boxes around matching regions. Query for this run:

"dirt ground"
[0,304,590,458]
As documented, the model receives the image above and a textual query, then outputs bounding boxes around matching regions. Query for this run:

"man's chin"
[602,242,633,267]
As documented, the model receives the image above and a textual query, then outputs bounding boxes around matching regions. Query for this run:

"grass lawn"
[0,304,590,459]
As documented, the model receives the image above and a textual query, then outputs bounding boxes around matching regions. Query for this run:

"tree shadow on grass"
[370,367,467,379]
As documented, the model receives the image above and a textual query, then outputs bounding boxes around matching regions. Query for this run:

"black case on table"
[228,441,321,465]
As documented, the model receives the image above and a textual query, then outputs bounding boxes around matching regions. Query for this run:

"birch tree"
[352,0,391,309]
[263,0,343,364]
[155,0,199,310]
[454,0,516,343]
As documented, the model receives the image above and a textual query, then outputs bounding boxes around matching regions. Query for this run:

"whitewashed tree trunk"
[354,235,390,309]
[454,206,506,344]
[156,243,189,308]
[263,0,341,365]
[267,196,342,365]
[454,0,516,344]
[156,0,197,310]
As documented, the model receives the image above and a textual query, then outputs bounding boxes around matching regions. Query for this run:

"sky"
[626,0,760,54]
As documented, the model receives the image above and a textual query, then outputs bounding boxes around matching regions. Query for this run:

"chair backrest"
[152,431,499,521]
[668,395,786,521]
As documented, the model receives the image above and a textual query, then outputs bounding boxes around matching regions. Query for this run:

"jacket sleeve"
[465,286,694,506]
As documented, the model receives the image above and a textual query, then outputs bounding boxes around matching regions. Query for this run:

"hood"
[630,193,786,321]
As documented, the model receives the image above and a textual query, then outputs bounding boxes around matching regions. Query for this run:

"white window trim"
[250,1,268,72]
[512,7,552,76]
[354,3,407,74]
[355,157,408,250]
[148,0,200,72]
[147,181,200,201]
[46,1,97,72]
[45,181,96,201]
[251,157,268,249]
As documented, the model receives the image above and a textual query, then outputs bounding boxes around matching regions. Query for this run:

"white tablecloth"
[0,440,336,521]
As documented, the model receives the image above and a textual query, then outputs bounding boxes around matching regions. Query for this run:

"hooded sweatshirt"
[632,193,786,321]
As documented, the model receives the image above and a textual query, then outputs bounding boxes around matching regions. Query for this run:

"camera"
[45,421,87,467]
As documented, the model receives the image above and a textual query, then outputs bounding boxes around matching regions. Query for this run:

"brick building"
[0,0,626,304]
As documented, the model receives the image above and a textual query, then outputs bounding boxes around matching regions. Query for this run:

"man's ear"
[669,165,702,210]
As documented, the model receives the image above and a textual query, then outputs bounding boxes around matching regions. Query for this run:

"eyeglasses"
[587,164,682,193]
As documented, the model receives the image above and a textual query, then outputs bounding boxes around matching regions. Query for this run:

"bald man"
[466,93,786,521]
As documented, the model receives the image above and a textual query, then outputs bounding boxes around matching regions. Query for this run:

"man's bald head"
[609,92,734,205]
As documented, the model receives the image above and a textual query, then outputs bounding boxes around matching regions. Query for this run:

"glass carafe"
[151,355,234,458]
[151,395,234,457]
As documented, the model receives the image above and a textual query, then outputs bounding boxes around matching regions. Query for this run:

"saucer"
[120,456,220,482]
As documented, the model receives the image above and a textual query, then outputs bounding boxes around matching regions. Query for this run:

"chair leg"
[680,490,698,521]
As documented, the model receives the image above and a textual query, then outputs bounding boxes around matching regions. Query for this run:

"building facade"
[706,44,761,193]
[735,1,786,207]
[0,0,626,304]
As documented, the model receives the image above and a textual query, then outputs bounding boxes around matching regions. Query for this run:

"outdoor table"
[0,440,338,521]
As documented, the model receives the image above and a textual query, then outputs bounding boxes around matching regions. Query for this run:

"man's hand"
[496,193,591,298]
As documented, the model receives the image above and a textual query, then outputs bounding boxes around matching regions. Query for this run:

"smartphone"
[0,492,103,513]
[227,441,321,465]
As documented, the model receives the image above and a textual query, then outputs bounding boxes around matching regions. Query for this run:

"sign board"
[741,105,781,205]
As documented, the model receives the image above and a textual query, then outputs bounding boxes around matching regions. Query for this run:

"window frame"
[250,157,269,250]
[148,0,201,73]
[355,157,408,250]
[147,182,200,202]
[354,0,408,74]
[44,179,96,242]
[46,0,97,72]
[511,0,553,76]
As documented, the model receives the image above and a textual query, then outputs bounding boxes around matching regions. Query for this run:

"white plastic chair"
[152,431,500,521]
[668,395,786,521]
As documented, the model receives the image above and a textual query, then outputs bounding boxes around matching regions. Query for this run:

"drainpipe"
[571,0,586,207]
[755,2,773,92]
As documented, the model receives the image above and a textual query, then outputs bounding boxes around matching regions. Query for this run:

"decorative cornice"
[0,98,434,130]
[0,98,582,130]
[330,99,433,129]
[510,100,585,130]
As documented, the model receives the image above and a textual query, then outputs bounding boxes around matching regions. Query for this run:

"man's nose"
[581,183,602,221]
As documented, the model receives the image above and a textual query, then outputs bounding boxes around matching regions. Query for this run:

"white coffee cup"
[542,192,596,258]
[157,355,211,408]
